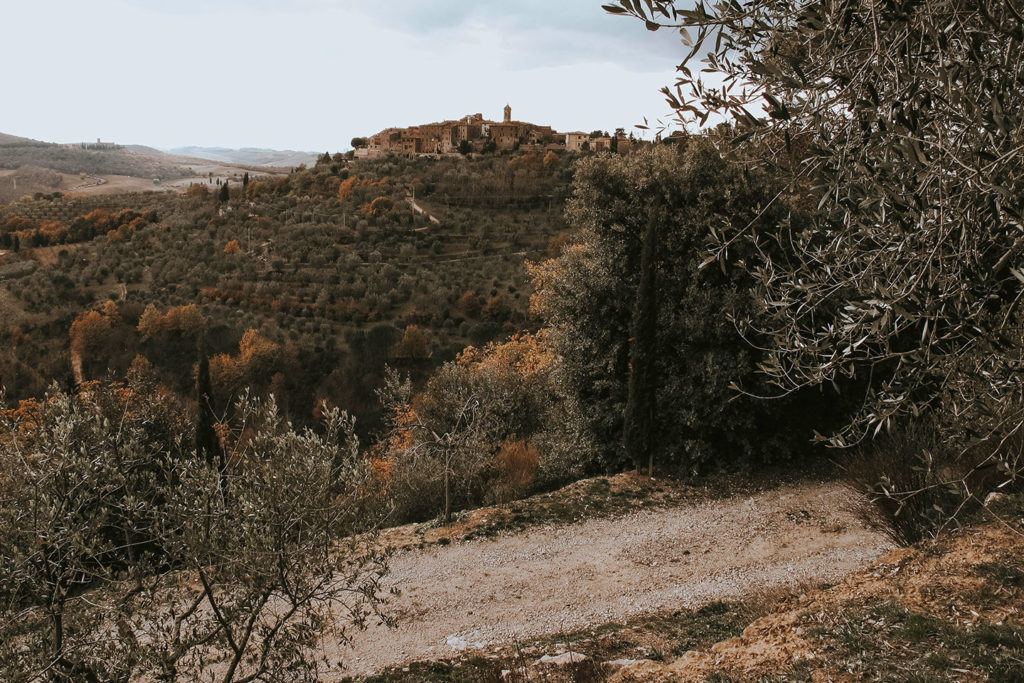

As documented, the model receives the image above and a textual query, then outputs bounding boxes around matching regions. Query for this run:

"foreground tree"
[623,206,660,476]
[607,1,1024,454]
[376,370,483,523]
[0,382,192,681]
[146,394,390,681]
[0,384,390,681]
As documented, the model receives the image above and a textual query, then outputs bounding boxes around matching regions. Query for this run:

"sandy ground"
[332,480,892,677]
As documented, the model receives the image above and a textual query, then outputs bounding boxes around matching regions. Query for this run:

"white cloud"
[348,0,684,70]
[0,0,684,150]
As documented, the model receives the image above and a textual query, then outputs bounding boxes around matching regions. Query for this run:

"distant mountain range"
[166,147,318,168]
[0,132,318,170]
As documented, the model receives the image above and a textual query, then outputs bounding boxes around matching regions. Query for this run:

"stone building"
[356,106,631,158]
[564,132,589,152]
[489,122,522,150]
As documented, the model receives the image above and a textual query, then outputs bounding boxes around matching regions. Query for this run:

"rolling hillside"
[0,132,38,146]
[167,146,318,168]
[0,133,298,203]
[0,151,573,437]
[0,137,192,180]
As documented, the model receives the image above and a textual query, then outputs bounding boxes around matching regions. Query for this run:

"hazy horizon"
[3,0,685,151]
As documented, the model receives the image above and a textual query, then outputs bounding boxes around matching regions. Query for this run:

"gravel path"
[332,480,891,677]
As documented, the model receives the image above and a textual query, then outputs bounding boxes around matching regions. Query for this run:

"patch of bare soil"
[330,478,891,678]
[24,243,83,266]
[0,166,62,202]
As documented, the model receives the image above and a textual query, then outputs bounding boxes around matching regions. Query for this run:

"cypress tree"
[196,336,222,469]
[219,180,229,202]
[623,207,659,476]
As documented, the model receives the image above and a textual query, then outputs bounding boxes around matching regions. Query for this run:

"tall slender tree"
[195,335,221,469]
[623,207,659,475]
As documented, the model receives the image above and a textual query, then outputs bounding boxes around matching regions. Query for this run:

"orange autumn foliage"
[137,304,206,341]
[9,219,70,245]
[100,300,121,321]
[210,353,244,399]
[456,290,481,317]
[82,209,111,229]
[337,175,389,202]
[360,196,393,218]
[69,310,113,360]
[2,398,42,433]
[392,324,431,360]
[209,329,281,401]
[456,330,556,379]
[368,457,392,485]
[494,440,540,500]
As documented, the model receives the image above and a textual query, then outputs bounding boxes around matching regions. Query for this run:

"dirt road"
[406,195,441,224]
[331,480,891,677]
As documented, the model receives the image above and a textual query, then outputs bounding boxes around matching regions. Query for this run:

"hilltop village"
[354,105,634,158]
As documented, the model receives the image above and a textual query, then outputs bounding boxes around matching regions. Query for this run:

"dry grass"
[606,517,1024,681]
[492,441,540,503]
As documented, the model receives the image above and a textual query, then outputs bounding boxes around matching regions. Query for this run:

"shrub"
[493,440,540,503]
[842,420,998,546]
[377,333,589,522]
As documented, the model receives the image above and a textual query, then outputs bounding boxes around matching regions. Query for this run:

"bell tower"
[503,104,512,124]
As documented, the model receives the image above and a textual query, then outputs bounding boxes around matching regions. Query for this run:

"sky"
[1,0,688,152]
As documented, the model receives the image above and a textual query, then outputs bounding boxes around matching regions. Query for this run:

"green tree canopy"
[531,140,834,472]
[606,0,1024,456]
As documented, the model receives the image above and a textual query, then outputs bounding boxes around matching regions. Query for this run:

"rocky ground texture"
[329,475,893,679]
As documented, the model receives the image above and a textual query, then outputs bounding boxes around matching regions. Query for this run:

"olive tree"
[376,369,485,523]
[142,394,391,682]
[0,383,192,681]
[0,384,391,682]
[607,1,1024,461]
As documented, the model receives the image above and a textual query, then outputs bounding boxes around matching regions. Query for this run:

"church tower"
[504,104,512,124]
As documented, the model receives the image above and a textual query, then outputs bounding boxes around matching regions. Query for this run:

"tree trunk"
[624,208,659,476]
[443,463,451,524]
